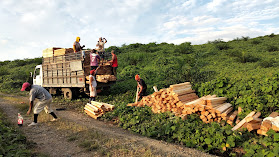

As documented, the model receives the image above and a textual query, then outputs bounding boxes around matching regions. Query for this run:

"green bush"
[236,51,259,63]
[268,33,276,38]
[175,42,194,54]
[215,43,230,50]
[259,58,277,68]
[251,39,261,45]
[266,45,279,52]
[241,36,250,41]
[0,58,41,93]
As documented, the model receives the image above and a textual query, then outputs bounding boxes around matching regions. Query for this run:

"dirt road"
[0,93,215,157]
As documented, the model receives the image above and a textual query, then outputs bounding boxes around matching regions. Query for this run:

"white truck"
[32,49,116,99]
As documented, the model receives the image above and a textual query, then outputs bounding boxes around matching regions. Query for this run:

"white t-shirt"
[89,75,97,87]
[96,41,106,52]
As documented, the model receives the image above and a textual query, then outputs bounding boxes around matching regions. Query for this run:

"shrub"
[0,67,9,75]
[234,51,259,63]
[106,46,121,54]
[227,50,241,57]
[269,33,276,38]
[215,43,230,50]
[232,37,242,41]
[175,42,194,54]
[251,40,261,45]
[258,59,276,68]
[266,45,279,52]
[241,36,250,41]
[207,39,224,44]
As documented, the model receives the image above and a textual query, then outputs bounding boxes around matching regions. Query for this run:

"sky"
[0,0,279,61]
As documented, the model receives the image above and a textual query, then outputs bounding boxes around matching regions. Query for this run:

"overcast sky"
[1,0,279,61]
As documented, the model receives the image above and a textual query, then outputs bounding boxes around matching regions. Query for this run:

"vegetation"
[0,110,32,156]
[1,33,279,156]
[0,58,42,93]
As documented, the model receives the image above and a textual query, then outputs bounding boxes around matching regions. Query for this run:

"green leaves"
[197,73,279,117]
[0,112,31,156]
[204,138,212,144]
[274,133,279,142]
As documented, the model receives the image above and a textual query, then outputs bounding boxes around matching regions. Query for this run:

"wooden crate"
[43,47,61,58]
[57,70,63,77]
[54,48,74,56]
[42,56,55,64]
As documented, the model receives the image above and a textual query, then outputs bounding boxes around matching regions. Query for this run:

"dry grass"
[38,112,88,133]
[33,110,162,156]
[71,128,166,157]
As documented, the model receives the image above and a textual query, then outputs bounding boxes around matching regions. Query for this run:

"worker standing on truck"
[73,36,85,53]
[96,37,107,62]
[21,82,58,126]
[89,69,98,102]
[135,74,147,100]
[109,50,118,77]
[90,49,101,70]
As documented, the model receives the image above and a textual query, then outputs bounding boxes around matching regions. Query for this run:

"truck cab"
[33,65,43,86]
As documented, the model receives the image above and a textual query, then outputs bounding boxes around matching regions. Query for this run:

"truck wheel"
[63,88,72,100]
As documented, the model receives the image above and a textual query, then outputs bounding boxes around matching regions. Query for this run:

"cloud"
[158,0,279,44]
[0,0,159,61]
[206,0,226,12]
[0,0,279,61]
[0,40,8,45]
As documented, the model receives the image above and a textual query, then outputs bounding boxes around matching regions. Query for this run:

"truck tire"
[63,88,72,100]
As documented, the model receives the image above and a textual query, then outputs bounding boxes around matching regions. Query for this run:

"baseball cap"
[90,70,95,75]
[135,74,140,80]
[21,82,31,91]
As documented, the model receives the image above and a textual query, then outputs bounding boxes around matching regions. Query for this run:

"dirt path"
[0,95,92,157]
[0,93,216,157]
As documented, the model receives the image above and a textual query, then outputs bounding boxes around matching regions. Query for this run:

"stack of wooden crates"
[42,47,74,58]
[84,101,115,119]
[42,47,61,58]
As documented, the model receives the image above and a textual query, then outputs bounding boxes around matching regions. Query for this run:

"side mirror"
[30,72,33,78]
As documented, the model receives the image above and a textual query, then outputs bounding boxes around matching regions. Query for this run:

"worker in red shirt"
[109,50,118,77]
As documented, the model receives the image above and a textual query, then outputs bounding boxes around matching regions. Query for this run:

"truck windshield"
[34,68,40,78]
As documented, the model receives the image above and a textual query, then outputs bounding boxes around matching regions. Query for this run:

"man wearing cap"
[135,74,147,100]
[89,67,99,102]
[21,82,58,126]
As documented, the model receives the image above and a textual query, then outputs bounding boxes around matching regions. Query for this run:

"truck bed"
[42,52,85,87]
[42,51,115,89]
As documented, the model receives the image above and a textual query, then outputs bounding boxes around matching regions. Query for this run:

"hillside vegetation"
[1,33,279,156]
[105,33,279,117]
[0,58,42,93]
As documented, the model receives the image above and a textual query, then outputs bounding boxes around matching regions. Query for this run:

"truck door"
[33,65,42,86]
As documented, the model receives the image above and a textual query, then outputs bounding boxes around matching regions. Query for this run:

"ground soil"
[0,93,216,157]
